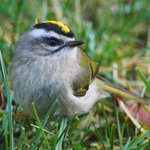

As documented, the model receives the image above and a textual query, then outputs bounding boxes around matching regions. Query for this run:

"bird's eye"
[49,38,57,46]
[44,37,63,47]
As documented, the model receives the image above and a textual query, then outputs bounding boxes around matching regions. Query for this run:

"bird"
[10,20,144,119]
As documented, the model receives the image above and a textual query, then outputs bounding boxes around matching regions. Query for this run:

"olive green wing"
[72,49,100,96]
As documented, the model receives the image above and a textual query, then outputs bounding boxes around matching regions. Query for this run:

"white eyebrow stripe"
[29,29,60,39]
[29,29,75,42]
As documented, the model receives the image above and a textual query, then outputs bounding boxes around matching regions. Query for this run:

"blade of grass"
[30,124,55,136]
[2,113,8,150]
[109,124,116,150]
[53,122,59,148]
[114,101,123,149]
[135,66,150,92]
[101,103,110,136]
[18,126,25,150]
[124,136,131,150]
[97,78,146,105]
[55,115,76,149]
[79,121,92,145]
[93,124,105,150]
[124,119,130,138]
[128,131,150,149]
[30,99,58,150]
[136,141,150,150]
[41,0,48,22]
[30,0,40,25]
[55,117,68,150]
[48,116,61,131]
[0,51,14,149]
[32,102,51,150]
[116,97,146,133]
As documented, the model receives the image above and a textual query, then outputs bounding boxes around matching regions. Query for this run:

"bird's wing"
[72,49,100,96]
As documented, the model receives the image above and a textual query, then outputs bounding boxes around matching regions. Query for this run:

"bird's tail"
[95,76,147,105]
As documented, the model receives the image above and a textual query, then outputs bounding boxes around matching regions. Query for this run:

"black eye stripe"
[43,37,64,46]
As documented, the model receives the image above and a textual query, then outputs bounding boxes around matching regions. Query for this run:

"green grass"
[135,67,150,93]
[0,0,150,149]
[0,51,13,149]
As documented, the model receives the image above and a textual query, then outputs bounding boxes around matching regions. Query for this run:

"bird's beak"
[66,41,84,47]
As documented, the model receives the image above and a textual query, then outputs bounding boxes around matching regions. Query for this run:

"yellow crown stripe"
[44,21,70,33]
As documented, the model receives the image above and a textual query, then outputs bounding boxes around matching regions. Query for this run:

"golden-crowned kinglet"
[10,21,110,118]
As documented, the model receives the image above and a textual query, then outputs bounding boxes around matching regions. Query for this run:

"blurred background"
[0,0,150,149]
[1,0,150,86]
[1,0,150,66]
